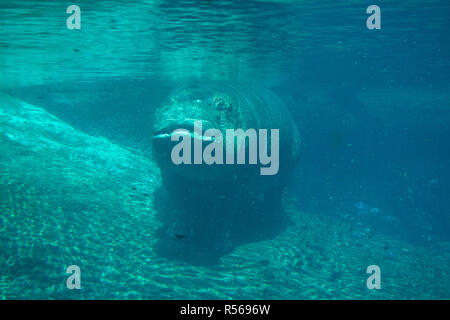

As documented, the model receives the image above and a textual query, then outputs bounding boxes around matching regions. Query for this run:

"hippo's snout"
[152,119,215,155]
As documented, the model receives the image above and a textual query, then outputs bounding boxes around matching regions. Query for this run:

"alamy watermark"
[66,4,381,31]
[155,120,280,176]
[366,5,381,30]
[66,265,81,289]
[63,263,381,290]
[366,265,381,289]
[66,5,81,30]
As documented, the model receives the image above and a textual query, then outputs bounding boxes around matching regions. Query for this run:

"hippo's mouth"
[152,119,215,155]
[152,119,233,181]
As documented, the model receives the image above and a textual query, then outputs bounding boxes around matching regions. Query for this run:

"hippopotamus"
[151,82,300,259]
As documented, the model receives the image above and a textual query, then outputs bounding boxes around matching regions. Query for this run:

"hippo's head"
[152,85,240,181]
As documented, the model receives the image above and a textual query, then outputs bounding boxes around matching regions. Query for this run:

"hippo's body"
[152,83,300,260]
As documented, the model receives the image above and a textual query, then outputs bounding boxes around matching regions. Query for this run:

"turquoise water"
[0,0,449,299]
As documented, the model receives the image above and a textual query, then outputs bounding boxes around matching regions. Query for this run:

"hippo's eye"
[213,95,233,114]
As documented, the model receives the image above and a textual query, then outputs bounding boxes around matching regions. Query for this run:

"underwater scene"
[0,0,449,300]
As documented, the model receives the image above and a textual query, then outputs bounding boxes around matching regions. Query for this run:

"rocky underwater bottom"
[0,94,449,299]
